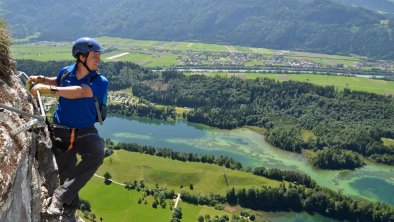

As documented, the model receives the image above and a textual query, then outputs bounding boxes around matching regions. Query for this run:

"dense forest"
[16,60,394,168]
[134,72,394,166]
[181,184,394,222]
[4,0,394,59]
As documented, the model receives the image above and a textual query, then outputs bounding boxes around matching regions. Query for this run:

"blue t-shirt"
[53,64,108,128]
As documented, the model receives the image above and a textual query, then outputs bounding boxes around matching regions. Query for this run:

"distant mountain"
[2,0,394,59]
[331,0,394,17]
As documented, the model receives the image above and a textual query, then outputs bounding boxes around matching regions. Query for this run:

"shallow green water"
[97,115,394,206]
[263,211,348,222]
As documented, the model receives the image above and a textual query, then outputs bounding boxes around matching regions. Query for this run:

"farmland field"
[95,150,281,195]
[11,36,394,95]
[79,150,280,222]
[11,36,363,67]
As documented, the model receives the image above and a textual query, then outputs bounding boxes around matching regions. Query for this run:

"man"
[29,37,108,221]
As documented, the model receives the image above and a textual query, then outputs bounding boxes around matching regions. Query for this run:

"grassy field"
[184,71,394,95]
[277,74,394,95]
[79,176,173,222]
[12,43,71,61]
[95,150,280,195]
[11,36,394,95]
[11,36,360,67]
[79,177,233,222]
[178,202,232,222]
[292,51,361,66]
[79,150,280,222]
[382,138,394,147]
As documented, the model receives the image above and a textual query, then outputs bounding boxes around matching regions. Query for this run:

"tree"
[83,211,89,219]
[172,207,183,220]
[79,199,91,212]
[152,200,158,208]
[90,212,96,221]
[226,187,237,205]
[103,172,112,185]
[198,215,204,222]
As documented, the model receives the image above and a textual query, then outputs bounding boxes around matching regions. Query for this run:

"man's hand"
[30,84,57,97]
[28,75,46,88]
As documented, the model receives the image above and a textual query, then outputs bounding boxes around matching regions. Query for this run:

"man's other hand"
[28,75,45,89]
[31,83,56,97]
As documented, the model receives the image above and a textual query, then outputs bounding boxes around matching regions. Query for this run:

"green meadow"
[95,150,280,195]
[11,36,359,67]
[11,36,394,95]
[270,74,394,95]
[12,43,71,61]
[79,176,172,222]
[185,72,394,95]
[179,202,232,222]
[291,51,361,66]
[382,138,394,147]
[79,176,233,222]
[79,150,279,221]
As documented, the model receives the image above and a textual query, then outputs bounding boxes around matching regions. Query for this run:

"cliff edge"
[0,20,79,222]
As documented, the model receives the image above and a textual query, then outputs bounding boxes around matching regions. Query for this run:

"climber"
[29,37,108,222]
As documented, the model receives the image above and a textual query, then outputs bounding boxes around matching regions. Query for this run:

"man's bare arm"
[31,84,93,99]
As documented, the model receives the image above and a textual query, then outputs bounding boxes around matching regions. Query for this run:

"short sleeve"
[89,75,108,98]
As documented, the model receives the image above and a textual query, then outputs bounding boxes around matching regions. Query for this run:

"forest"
[16,60,394,169]
[134,72,394,167]
[181,184,394,222]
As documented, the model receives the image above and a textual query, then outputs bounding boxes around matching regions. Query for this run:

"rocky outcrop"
[0,20,79,222]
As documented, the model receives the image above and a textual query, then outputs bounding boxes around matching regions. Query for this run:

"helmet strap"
[78,52,92,72]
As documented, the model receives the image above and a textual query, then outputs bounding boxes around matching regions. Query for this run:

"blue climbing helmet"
[72,37,102,58]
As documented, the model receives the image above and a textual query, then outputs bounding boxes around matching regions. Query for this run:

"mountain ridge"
[2,0,394,58]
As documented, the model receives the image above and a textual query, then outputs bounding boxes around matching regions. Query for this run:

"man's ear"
[78,54,87,62]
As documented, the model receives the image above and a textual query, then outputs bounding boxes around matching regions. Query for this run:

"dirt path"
[174,193,181,208]
[225,46,235,54]
[106,52,130,60]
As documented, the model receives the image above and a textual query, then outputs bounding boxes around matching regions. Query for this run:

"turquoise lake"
[97,115,394,207]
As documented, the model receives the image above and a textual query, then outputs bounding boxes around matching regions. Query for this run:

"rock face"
[0,21,74,222]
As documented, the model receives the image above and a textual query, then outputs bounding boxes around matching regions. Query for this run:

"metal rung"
[11,119,44,137]
[0,103,45,122]
[17,71,29,79]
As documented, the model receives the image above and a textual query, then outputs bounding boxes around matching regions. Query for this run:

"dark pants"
[51,125,104,209]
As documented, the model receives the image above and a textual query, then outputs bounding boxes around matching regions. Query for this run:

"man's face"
[81,51,101,71]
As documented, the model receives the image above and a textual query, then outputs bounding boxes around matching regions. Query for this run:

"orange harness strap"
[66,128,76,152]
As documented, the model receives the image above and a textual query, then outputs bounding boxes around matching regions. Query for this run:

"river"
[96,115,394,207]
